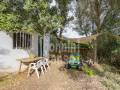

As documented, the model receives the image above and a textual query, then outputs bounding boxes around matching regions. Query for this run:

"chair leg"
[43,65,47,72]
[47,63,50,70]
[35,69,39,78]
[27,68,31,78]
[40,66,44,75]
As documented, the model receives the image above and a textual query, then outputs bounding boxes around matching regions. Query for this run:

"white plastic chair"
[42,57,50,71]
[27,60,45,78]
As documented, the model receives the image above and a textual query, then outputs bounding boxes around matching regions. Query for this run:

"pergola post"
[94,39,98,64]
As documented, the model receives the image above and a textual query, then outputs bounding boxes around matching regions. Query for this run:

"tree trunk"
[94,39,98,63]
[58,28,63,60]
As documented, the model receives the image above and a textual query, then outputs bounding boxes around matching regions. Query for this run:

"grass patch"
[0,75,14,86]
[0,73,24,87]
[93,64,120,90]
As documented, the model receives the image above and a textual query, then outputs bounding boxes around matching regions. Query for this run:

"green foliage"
[109,0,120,9]
[97,32,118,57]
[23,0,48,11]
[0,13,22,32]
[56,0,70,27]
[0,0,63,34]
[97,32,120,67]
[77,0,120,35]
[0,1,7,12]
[82,64,94,76]
[102,9,120,35]
[57,0,69,18]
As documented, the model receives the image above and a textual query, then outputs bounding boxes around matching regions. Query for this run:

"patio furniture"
[27,57,50,78]
[18,57,44,73]
[18,57,49,78]
[27,60,45,78]
[42,57,50,70]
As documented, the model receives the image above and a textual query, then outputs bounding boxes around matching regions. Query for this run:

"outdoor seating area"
[27,57,49,78]
[18,57,49,78]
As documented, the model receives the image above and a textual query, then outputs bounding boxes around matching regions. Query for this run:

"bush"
[82,64,94,76]
[97,32,120,67]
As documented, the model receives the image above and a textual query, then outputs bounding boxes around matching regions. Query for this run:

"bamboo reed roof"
[69,34,99,44]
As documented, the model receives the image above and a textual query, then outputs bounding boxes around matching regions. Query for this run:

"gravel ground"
[0,61,106,90]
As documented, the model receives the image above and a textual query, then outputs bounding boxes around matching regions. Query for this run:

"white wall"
[0,31,29,72]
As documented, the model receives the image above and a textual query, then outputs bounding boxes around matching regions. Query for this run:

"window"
[13,32,32,49]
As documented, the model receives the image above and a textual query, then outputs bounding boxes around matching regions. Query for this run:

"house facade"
[0,31,47,72]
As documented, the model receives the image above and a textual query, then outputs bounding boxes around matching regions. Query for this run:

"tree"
[77,0,104,34]
[102,9,120,35]
[0,0,24,32]
[77,8,93,36]
[77,0,120,35]
[0,0,63,35]
[77,0,120,63]
[47,0,70,59]
[108,0,120,9]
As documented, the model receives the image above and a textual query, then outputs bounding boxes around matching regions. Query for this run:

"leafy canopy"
[0,0,63,34]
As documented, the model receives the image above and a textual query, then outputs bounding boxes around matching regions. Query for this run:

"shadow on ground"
[58,64,87,81]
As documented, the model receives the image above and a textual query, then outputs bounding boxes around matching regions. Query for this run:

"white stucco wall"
[0,31,29,72]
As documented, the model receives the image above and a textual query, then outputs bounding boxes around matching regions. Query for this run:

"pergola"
[69,34,100,44]
[68,34,100,62]
[53,34,100,62]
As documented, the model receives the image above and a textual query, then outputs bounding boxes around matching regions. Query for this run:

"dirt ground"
[0,61,106,90]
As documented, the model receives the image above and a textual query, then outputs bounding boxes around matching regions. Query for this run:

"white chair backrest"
[36,60,43,68]
[43,57,49,63]
[45,58,48,62]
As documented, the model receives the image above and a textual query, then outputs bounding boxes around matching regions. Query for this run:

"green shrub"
[97,32,120,67]
[82,64,94,76]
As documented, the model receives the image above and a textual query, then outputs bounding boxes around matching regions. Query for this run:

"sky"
[62,30,85,38]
